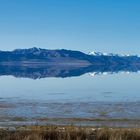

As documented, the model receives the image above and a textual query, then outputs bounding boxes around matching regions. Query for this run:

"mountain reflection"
[0,64,140,79]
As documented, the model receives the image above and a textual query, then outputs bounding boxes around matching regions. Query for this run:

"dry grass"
[0,126,140,140]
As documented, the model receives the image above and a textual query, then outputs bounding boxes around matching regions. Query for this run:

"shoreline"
[0,118,140,128]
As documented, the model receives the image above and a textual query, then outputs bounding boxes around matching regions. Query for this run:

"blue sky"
[0,0,140,54]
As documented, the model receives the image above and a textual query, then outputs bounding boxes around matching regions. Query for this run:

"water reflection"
[0,64,140,79]
[0,65,140,127]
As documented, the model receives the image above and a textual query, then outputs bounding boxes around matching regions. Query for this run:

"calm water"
[0,72,140,127]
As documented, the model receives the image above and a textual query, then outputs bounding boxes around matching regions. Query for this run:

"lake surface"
[0,72,140,127]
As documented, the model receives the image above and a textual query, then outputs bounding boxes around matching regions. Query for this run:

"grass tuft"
[0,126,139,140]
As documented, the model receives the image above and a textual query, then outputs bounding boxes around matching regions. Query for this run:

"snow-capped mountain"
[88,51,117,56]
[88,51,138,57]
[0,48,140,66]
[88,51,103,56]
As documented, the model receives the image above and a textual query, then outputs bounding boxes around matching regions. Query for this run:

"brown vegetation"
[0,126,140,140]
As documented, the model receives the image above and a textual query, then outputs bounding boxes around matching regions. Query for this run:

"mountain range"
[0,47,140,79]
[0,47,140,66]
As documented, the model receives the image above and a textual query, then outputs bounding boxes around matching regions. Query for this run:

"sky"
[0,0,140,54]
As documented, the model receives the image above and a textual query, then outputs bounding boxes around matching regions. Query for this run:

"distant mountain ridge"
[0,47,140,66]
